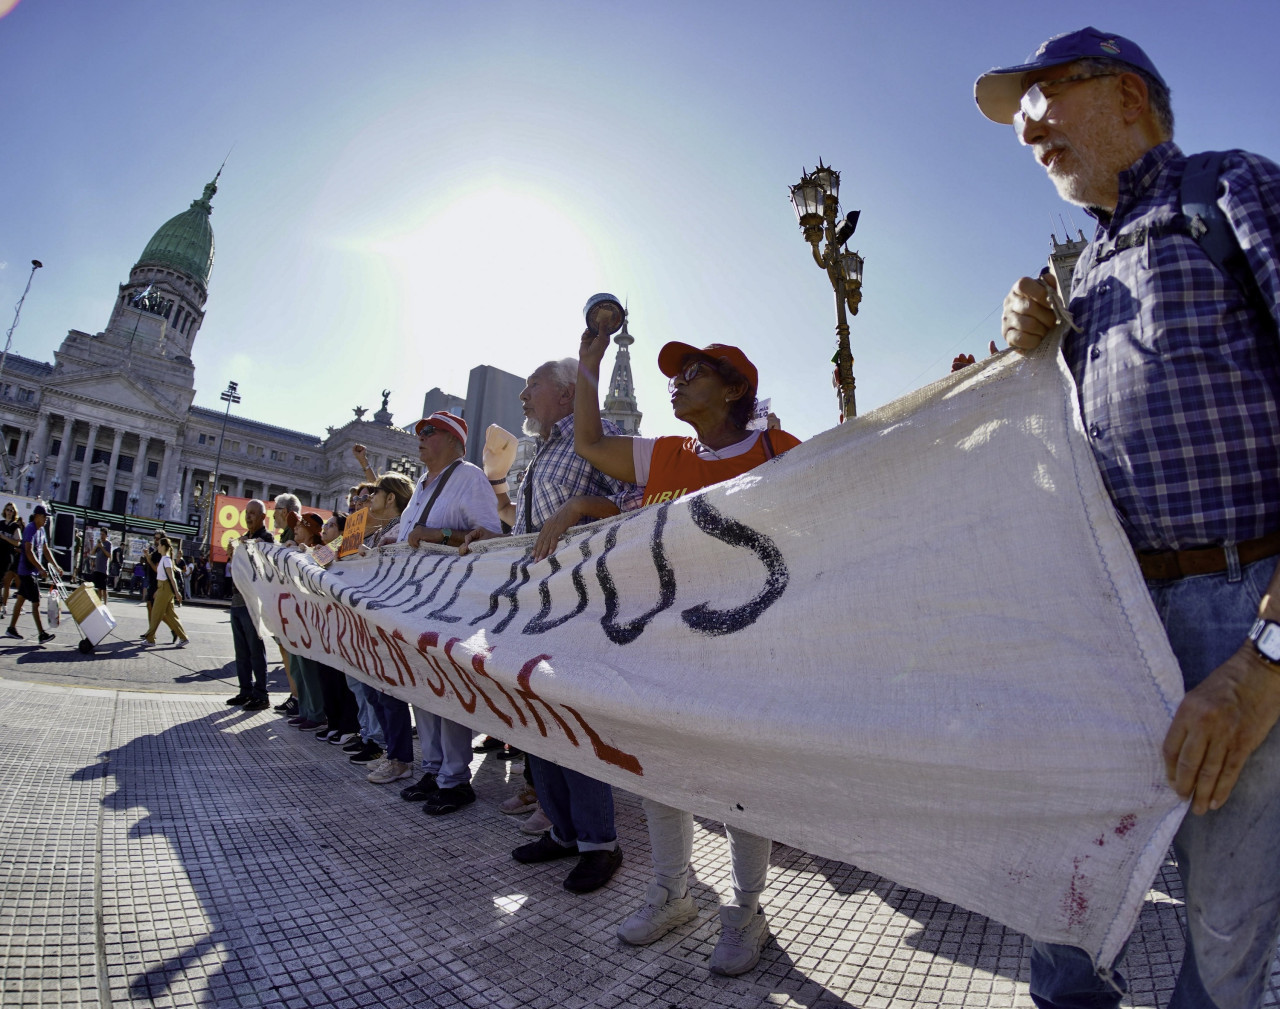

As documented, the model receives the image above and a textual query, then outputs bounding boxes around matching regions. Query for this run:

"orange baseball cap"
[657,342,758,393]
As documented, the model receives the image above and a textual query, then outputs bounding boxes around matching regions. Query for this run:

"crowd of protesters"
[221,297,799,976]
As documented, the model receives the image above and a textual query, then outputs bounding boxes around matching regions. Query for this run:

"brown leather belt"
[1137,530,1280,581]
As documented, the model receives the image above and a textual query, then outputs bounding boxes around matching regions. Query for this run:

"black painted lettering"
[680,497,789,636]
[522,532,596,635]
[596,503,675,645]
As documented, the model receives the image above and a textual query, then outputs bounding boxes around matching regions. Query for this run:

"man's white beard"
[522,416,543,438]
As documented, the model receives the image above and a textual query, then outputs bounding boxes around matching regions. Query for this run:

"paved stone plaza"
[0,600,1276,1008]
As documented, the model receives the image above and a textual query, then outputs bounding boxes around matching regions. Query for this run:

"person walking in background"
[90,527,111,603]
[0,502,23,618]
[5,504,60,644]
[140,536,188,647]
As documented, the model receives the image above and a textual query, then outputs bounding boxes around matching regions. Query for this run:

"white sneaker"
[708,905,768,976]
[518,805,552,835]
[617,882,697,945]
[367,758,412,784]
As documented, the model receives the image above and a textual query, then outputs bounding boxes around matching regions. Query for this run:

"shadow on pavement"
[72,711,861,1008]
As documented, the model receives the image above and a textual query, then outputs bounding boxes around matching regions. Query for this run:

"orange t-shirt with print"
[641,430,801,506]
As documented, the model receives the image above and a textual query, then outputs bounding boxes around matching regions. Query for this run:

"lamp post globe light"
[129,493,138,516]
[50,475,62,502]
[788,160,864,422]
[206,380,241,551]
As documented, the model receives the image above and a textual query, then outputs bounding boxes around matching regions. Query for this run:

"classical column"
[102,428,126,510]
[129,435,149,504]
[234,476,245,497]
[157,441,176,515]
[15,430,29,468]
[180,467,193,520]
[52,416,76,496]
[27,414,51,493]
[76,422,101,506]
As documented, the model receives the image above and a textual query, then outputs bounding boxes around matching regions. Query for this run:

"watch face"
[1258,623,1280,661]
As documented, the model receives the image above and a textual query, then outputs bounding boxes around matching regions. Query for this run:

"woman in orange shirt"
[574,309,799,977]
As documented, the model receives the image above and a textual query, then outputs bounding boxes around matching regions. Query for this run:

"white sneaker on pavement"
[518,805,553,835]
[617,882,698,945]
[367,758,413,784]
[708,905,768,976]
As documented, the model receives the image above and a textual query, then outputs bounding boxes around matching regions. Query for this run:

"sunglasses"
[668,360,721,394]
[1012,71,1119,144]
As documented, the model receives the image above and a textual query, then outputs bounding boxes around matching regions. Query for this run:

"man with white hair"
[465,355,641,894]
[980,27,1280,1009]
[272,494,302,538]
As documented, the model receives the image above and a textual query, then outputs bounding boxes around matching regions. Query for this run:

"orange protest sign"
[337,507,367,558]
[210,495,334,563]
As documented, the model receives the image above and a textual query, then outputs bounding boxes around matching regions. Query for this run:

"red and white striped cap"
[414,411,468,447]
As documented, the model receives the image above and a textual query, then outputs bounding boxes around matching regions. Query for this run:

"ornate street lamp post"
[50,474,62,503]
[789,160,864,422]
[205,381,241,551]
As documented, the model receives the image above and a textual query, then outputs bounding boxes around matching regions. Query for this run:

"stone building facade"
[0,174,421,531]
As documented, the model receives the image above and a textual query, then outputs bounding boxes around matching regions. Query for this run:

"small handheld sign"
[337,508,368,558]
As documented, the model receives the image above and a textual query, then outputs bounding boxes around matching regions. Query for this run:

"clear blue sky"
[2,1,1277,441]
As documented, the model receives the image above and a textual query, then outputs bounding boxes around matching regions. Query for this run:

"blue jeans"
[229,606,268,701]
[527,754,617,851]
[346,677,385,747]
[367,690,413,763]
[1032,557,1280,1009]
[413,706,473,788]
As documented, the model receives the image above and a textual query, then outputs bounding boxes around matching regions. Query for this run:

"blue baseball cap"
[975,27,1167,125]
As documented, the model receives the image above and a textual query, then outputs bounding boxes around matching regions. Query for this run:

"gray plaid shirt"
[511,415,642,535]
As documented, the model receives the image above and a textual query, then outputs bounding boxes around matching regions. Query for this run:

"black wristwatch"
[1248,618,1280,666]
[441,528,453,545]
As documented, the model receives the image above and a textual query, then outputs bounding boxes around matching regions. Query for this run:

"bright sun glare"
[373,187,606,382]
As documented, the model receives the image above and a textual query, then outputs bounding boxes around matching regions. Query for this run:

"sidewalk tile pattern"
[0,678,1276,1008]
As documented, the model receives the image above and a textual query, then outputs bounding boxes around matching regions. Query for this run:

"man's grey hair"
[1077,56,1174,139]
[246,498,266,512]
[273,493,302,513]
[524,359,579,439]
[536,358,578,390]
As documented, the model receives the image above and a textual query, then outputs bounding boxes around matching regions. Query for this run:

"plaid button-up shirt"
[1064,141,1280,551]
[511,415,642,535]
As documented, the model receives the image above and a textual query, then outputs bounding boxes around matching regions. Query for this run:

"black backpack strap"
[1181,150,1275,335]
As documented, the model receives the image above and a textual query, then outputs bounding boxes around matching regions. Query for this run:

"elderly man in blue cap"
[977,26,1280,1009]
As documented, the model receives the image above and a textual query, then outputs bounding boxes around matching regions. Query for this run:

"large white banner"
[234,337,1186,967]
